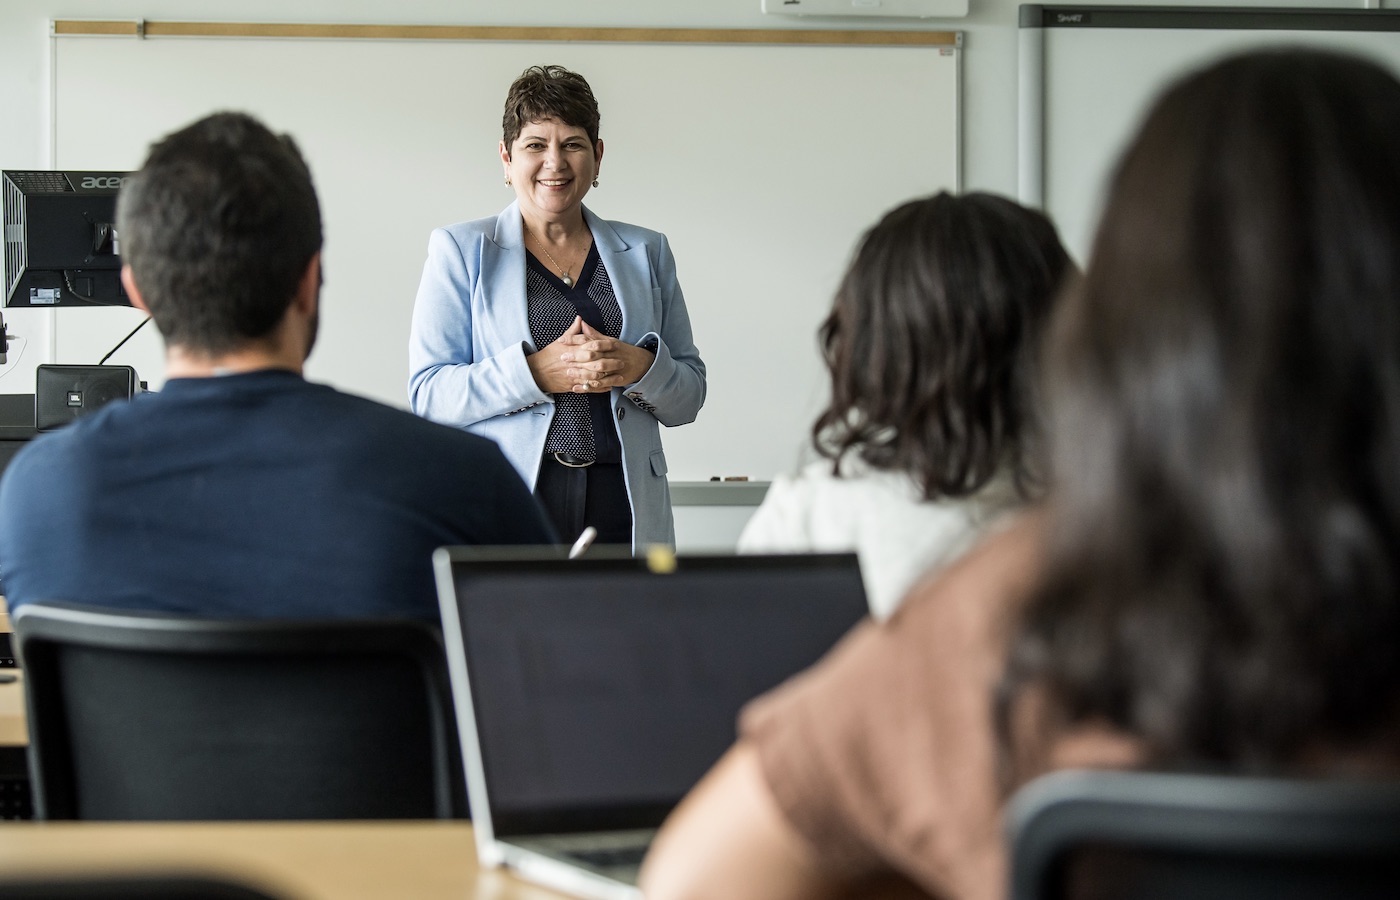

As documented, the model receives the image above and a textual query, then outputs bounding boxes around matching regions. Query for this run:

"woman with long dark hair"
[641,47,1400,900]
[1003,45,1400,777]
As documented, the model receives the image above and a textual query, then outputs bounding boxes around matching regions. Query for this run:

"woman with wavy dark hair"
[642,48,1400,900]
[739,191,1070,617]
[1003,45,1400,776]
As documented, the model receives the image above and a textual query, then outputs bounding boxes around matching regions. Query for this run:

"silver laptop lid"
[432,547,867,850]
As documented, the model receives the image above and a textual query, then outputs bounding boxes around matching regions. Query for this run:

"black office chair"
[0,874,286,899]
[14,602,466,821]
[1007,769,1400,900]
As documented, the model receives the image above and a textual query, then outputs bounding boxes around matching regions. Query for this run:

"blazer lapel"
[585,207,652,345]
[483,201,533,349]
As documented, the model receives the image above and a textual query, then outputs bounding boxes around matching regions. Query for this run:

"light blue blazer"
[407,201,707,550]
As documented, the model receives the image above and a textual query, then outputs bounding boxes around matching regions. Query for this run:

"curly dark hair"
[501,65,601,151]
[1003,49,1400,776]
[810,191,1071,501]
[116,111,322,355]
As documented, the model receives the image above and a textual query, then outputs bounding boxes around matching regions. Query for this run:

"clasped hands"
[528,316,656,394]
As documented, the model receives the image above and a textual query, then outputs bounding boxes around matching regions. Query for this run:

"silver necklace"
[526,226,579,287]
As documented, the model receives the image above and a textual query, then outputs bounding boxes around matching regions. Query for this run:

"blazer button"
[616,407,626,421]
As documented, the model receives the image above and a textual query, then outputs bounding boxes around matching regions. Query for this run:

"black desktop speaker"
[35,364,140,432]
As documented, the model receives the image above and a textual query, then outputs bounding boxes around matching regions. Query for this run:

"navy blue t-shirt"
[0,370,556,621]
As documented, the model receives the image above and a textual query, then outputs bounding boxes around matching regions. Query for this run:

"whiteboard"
[51,23,962,482]
[1018,5,1400,262]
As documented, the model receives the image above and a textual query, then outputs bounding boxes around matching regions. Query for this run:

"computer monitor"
[2,170,131,308]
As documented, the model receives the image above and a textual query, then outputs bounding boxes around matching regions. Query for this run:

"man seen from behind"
[0,111,555,619]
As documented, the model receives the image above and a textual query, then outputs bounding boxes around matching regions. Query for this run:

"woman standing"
[409,65,706,550]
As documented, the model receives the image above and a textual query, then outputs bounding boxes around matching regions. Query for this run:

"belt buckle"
[553,452,595,469]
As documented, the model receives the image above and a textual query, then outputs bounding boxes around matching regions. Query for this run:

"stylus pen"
[569,526,598,559]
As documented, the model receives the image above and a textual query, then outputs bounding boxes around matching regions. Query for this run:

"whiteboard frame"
[51,19,962,45]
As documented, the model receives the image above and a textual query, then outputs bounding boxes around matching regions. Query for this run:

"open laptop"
[433,546,868,900]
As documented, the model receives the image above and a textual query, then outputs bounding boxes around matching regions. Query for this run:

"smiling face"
[501,118,603,224]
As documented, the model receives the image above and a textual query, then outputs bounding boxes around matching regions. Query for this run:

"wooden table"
[0,820,573,899]
[0,598,22,748]
[0,667,23,746]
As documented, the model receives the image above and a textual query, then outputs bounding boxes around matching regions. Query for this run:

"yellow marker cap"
[645,545,677,574]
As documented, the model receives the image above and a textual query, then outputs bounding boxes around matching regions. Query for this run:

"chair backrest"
[1008,769,1400,900]
[14,602,465,821]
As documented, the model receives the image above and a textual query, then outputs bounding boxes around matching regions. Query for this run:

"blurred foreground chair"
[14,602,464,820]
[1008,769,1400,900]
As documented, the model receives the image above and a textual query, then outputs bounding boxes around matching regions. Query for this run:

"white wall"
[2,0,1381,219]
[5,0,1005,185]
[0,0,1385,399]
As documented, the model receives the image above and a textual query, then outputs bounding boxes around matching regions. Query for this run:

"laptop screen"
[439,551,867,836]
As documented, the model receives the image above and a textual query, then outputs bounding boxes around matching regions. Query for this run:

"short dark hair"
[1003,49,1400,774]
[501,65,601,150]
[811,191,1071,501]
[116,111,322,355]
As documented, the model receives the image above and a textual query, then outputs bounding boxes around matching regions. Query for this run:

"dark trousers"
[534,457,633,548]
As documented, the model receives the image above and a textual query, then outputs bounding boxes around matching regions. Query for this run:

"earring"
[504,175,512,186]
[592,178,600,188]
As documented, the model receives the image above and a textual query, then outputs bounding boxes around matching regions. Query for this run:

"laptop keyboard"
[564,844,649,870]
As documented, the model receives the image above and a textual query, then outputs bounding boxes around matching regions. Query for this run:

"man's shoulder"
[0,410,113,481]
[0,420,108,560]
[313,385,502,456]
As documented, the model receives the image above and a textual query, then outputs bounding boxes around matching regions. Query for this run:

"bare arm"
[638,742,847,900]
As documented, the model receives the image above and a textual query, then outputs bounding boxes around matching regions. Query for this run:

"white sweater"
[738,461,1019,620]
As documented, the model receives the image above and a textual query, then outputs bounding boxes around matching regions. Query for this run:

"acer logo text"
[80,176,126,189]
